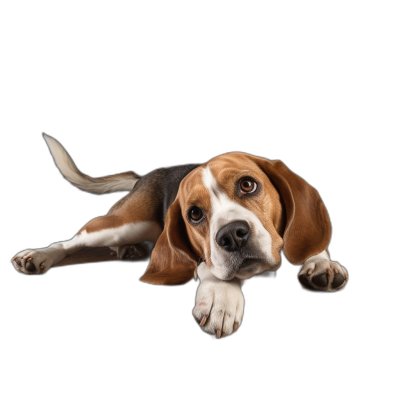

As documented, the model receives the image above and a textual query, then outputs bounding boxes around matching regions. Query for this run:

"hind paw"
[110,244,148,260]
[12,249,53,275]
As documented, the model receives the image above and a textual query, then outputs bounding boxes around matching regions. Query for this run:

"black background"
[1,46,371,378]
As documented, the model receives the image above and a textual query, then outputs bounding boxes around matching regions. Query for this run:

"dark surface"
[0,50,379,378]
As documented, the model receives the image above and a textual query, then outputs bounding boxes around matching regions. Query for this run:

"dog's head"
[141,153,331,284]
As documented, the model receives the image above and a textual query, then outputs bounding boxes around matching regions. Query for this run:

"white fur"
[77,222,161,247]
[202,166,276,279]
[43,133,138,194]
[12,222,161,274]
[306,250,330,262]
[192,262,244,337]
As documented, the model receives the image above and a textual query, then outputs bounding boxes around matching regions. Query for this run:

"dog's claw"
[200,316,207,326]
[216,329,222,339]
[233,322,239,332]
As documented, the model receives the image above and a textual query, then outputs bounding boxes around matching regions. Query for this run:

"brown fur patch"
[247,155,332,264]
[140,167,215,285]
[140,196,198,285]
[78,176,167,234]
[78,215,125,234]
[179,169,213,265]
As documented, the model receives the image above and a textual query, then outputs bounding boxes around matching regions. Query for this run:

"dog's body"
[12,134,348,338]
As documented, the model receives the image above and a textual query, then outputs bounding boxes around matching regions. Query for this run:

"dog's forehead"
[179,153,264,202]
[207,153,262,181]
[210,152,257,165]
[178,167,209,199]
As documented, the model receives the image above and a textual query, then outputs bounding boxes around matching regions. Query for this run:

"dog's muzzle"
[216,220,250,252]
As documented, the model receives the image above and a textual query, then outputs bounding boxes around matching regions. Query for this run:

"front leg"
[192,262,244,338]
[11,215,160,274]
[298,250,348,291]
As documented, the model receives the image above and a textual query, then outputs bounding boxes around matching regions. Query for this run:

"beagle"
[12,134,348,338]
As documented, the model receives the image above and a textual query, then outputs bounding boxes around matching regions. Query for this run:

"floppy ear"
[140,198,198,285]
[251,156,332,265]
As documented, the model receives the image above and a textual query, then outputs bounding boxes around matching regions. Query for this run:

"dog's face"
[141,153,332,285]
[176,153,284,280]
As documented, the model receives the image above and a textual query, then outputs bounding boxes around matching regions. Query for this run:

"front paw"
[12,249,53,274]
[298,258,348,292]
[192,278,244,338]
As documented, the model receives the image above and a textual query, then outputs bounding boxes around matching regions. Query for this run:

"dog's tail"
[43,133,140,194]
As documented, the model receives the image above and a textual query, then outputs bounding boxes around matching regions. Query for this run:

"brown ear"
[140,198,198,285]
[251,156,332,265]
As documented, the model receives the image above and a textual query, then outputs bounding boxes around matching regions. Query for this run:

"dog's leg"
[11,214,162,275]
[297,250,349,291]
[192,262,244,338]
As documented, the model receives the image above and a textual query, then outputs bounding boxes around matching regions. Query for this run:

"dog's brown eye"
[189,206,203,222]
[240,179,257,194]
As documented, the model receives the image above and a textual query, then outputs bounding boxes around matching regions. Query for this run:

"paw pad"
[312,273,328,288]
[298,260,348,292]
[331,272,345,289]
[25,262,36,272]
[299,274,314,289]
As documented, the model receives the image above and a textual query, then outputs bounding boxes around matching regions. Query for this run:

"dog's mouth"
[237,255,272,274]
[234,256,279,279]
[214,252,276,280]
[237,257,260,270]
[208,242,280,280]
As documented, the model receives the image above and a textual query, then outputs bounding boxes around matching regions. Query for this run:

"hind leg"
[12,214,162,275]
[109,243,149,260]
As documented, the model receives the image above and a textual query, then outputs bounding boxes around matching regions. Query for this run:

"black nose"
[216,221,250,252]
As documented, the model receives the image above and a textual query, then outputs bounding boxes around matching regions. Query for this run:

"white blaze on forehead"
[202,166,244,235]
[202,166,227,207]
[201,166,276,279]
[202,166,265,228]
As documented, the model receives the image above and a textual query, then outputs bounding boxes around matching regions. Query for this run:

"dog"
[12,134,348,338]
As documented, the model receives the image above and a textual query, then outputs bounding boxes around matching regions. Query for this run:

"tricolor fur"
[12,135,348,338]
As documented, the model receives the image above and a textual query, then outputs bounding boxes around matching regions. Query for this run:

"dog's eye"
[240,179,257,194]
[189,206,203,222]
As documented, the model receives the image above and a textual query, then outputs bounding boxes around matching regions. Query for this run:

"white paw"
[12,249,54,274]
[298,254,348,292]
[192,273,244,338]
